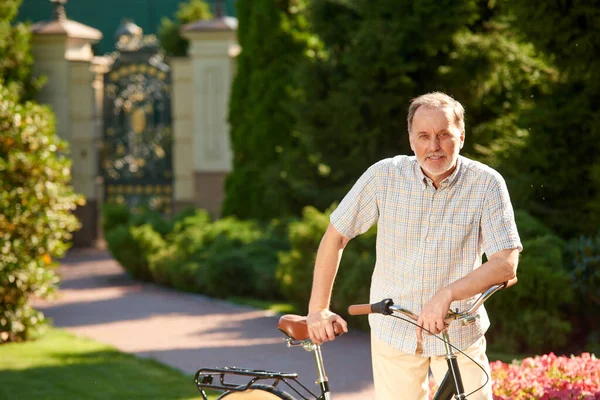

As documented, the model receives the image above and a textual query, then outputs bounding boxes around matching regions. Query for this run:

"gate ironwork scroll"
[102,23,173,214]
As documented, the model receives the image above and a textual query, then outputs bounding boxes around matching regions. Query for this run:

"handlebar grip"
[348,304,372,315]
[348,298,394,316]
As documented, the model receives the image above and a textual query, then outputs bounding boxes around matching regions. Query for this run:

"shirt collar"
[414,155,463,190]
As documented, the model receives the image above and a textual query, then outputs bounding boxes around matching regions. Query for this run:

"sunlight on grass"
[0,328,217,400]
[226,296,299,315]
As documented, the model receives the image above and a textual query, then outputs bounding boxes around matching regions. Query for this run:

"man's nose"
[428,136,441,151]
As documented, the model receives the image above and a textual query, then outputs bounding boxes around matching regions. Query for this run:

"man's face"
[409,106,464,185]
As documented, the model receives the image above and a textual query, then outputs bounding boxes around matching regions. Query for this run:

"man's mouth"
[428,155,445,161]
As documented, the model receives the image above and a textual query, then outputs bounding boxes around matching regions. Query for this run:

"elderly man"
[306,92,522,400]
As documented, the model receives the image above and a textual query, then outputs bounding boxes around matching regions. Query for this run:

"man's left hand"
[416,288,453,342]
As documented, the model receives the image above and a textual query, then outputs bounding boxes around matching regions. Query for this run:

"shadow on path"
[36,248,375,399]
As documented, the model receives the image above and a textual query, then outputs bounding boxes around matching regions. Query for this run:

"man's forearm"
[308,224,349,313]
[445,248,519,302]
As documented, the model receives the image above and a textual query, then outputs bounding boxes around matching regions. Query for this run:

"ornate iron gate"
[102,23,173,214]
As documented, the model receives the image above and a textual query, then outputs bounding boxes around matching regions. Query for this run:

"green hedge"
[278,207,577,352]
[103,205,290,300]
[103,204,596,355]
[564,232,600,355]
[277,205,375,331]
[485,210,574,354]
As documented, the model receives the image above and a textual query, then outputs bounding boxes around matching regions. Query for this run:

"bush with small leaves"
[276,205,376,330]
[0,84,83,343]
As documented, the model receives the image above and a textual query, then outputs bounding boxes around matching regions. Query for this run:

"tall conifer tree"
[223,0,310,219]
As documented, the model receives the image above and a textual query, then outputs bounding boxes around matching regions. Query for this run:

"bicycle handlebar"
[348,278,518,323]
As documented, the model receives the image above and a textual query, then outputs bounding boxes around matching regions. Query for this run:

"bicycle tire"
[218,383,297,400]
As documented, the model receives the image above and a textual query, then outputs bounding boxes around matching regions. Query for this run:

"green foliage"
[277,206,331,308]
[279,0,554,213]
[0,0,44,101]
[223,0,312,219]
[103,205,178,282]
[105,225,150,281]
[159,214,289,299]
[567,232,600,307]
[565,232,600,354]
[504,0,600,76]
[513,209,553,240]
[0,84,83,343]
[101,203,131,234]
[104,207,290,300]
[486,213,572,354]
[200,235,285,299]
[499,0,600,237]
[157,0,212,57]
[277,205,375,330]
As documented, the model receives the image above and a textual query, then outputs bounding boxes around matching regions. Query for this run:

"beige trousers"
[371,335,492,400]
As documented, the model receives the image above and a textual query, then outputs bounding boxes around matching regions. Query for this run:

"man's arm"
[416,248,519,341]
[306,223,351,344]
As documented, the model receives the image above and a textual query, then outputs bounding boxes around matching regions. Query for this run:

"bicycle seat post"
[441,331,466,400]
[301,342,331,400]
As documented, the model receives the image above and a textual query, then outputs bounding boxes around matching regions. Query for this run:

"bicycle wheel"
[218,383,296,399]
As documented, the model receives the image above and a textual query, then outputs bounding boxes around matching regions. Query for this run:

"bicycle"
[194,279,517,400]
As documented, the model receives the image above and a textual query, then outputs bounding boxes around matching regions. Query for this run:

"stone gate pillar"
[30,0,103,247]
[177,13,239,215]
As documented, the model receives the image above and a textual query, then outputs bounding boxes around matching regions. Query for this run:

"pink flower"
[429,353,600,399]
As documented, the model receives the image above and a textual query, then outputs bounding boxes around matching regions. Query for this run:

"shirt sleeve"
[481,172,523,257]
[330,163,380,239]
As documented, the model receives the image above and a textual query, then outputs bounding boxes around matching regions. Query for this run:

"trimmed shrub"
[168,215,288,299]
[565,232,600,355]
[202,235,287,299]
[276,205,375,329]
[486,211,573,354]
[132,209,290,300]
[101,203,131,234]
[105,225,149,281]
[567,232,600,309]
[277,206,331,310]
[0,84,83,343]
[103,205,194,282]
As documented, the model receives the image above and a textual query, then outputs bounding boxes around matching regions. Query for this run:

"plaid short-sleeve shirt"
[330,155,522,357]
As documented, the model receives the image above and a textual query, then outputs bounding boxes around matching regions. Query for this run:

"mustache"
[425,152,446,158]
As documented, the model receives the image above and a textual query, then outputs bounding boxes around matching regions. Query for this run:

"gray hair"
[407,92,465,133]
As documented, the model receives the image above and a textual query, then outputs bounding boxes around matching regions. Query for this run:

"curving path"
[34,248,375,399]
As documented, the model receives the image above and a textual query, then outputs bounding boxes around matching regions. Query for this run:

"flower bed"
[429,353,600,399]
[491,353,600,399]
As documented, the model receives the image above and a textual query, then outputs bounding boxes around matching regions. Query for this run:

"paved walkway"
[35,248,375,399]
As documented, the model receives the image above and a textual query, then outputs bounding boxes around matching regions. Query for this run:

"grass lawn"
[0,328,217,400]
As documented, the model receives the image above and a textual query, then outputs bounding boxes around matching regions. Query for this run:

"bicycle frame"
[353,280,517,399]
[432,331,466,400]
[194,280,516,400]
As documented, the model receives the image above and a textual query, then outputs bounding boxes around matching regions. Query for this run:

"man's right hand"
[306,309,348,344]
